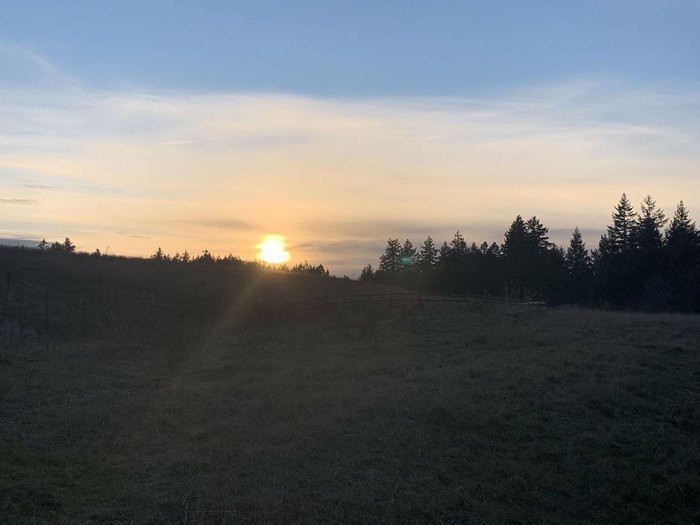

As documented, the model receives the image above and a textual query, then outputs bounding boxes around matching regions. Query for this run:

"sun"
[257,234,291,264]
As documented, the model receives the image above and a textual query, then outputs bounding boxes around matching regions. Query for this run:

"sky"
[1,0,699,275]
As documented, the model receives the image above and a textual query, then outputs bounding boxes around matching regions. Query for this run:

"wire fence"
[293,291,542,307]
[1,271,102,339]
[0,268,546,347]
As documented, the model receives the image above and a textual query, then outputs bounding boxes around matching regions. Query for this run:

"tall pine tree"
[565,227,592,303]
[378,239,402,281]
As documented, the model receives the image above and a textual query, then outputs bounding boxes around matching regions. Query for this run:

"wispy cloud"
[0,198,37,205]
[2,45,699,273]
[0,39,80,88]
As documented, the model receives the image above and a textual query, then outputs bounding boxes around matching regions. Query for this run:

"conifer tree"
[666,201,698,271]
[502,216,530,297]
[450,231,468,255]
[62,237,76,253]
[502,215,528,258]
[417,236,438,274]
[378,238,402,277]
[399,238,417,268]
[525,216,551,252]
[603,193,636,254]
[635,195,666,253]
[664,201,700,310]
[565,227,592,303]
[359,264,375,282]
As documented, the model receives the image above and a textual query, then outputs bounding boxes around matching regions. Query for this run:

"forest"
[361,194,700,312]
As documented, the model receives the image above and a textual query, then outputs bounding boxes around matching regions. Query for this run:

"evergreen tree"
[62,237,76,253]
[665,201,700,311]
[595,194,642,307]
[502,216,530,297]
[378,238,402,279]
[438,241,450,261]
[502,216,528,259]
[359,264,375,282]
[399,238,417,268]
[633,195,667,303]
[666,201,698,272]
[604,193,636,254]
[525,216,551,252]
[417,236,438,274]
[635,195,666,253]
[565,227,592,303]
[37,239,48,250]
[450,230,468,256]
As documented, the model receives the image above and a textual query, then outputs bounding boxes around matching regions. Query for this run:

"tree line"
[361,194,700,312]
[33,240,330,276]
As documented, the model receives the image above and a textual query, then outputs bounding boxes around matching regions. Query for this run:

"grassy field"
[1,250,699,523]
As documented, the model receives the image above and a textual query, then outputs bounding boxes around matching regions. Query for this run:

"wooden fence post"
[44,290,49,333]
[3,272,9,314]
[81,301,87,336]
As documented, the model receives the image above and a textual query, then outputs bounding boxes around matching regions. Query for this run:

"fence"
[293,291,534,307]
[1,272,100,338]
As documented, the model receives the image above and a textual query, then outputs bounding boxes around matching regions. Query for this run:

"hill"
[1,247,699,523]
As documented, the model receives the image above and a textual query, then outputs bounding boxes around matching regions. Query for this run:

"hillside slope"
[1,247,699,524]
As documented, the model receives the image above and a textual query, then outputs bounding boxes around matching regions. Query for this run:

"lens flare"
[257,234,291,264]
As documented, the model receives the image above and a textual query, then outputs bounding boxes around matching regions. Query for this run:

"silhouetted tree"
[378,238,402,282]
[195,250,215,263]
[291,261,329,276]
[37,239,48,250]
[635,195,666,253]
[450,230,468,256]
[359,264,375,282]
[525,216,551,252]
[416,236,438,290]
[602,193,636,254]
[417,236,437,273]
[633,195,669,308]
[399,239,417,269]
[438,232,470,293]
[502,215,530,298]
[666,201,698,272]
[62,237,75,252]
[665,201,700,310]
[565,227,592,303]
[595,194,641,306]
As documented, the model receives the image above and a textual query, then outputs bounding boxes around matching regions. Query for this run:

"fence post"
[3,272,9,314]
[81,300,87,336]
[44,290,49,333]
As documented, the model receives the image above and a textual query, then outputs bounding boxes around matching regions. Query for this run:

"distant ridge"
[0,238,38,248]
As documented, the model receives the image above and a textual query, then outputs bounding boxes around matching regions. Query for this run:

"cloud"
[1,45,699,273]
[0,198,37,205]
[0,40,72,86]
[174,217,257,231]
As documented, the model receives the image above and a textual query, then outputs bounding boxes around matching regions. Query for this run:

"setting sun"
[257,234,291,264]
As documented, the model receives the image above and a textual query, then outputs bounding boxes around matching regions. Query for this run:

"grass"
[1,250,699,523]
